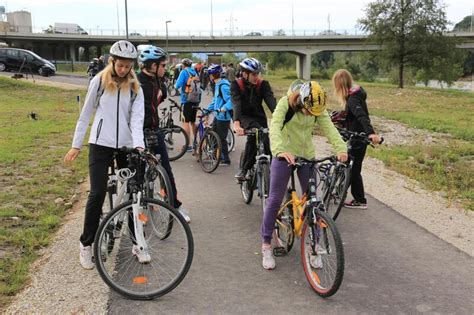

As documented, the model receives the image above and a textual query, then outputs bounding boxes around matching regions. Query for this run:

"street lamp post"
[125,0,129,39]
[165,20,172,52]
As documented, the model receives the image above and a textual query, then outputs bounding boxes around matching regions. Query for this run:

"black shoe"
[234,169,246,179]
[220,160,231,166]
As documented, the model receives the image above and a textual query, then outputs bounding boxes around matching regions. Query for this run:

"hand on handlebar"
[277,152,296,165]
[234,121,245,136]
[368,134,382,145]
[336,152,348,163]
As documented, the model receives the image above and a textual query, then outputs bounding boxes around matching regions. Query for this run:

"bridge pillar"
[69,44,77,62]
[295,51,319,80]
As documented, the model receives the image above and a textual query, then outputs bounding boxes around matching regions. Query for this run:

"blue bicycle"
[192,107,222,173]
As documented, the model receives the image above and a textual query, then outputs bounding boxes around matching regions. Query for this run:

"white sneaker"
[262,245,276,270]
[178,207,191,223]
[309,245,326,269]
[132,245,151,263]
[79,242,94,270]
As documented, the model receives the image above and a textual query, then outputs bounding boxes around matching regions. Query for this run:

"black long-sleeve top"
[137,71,167,130]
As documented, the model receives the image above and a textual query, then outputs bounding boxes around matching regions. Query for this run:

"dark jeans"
[349,144,368,204]
[212,120,230,162]
[150,130,182,209]
[80,144,128,246]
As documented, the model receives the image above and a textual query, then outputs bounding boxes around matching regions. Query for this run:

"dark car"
[0,48,56,76]
[245,32,262,36]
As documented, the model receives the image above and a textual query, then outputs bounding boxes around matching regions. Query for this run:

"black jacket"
[231,79,276,128]
[137,71,167,130]
[346,86,375,136]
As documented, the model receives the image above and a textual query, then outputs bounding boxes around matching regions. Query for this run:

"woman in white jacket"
[64,40,145,269]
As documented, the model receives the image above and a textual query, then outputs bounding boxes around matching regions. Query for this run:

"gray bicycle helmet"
[181,58,193,67]
[110,40,138,59]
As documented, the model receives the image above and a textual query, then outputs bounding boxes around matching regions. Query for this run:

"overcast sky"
[3,0,473,35]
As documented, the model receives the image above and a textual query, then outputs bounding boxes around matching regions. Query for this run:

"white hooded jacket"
[72,74,145,150]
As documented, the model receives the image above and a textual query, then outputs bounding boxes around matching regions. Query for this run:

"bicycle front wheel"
[148,164,175,240]
[240,152,254,204]
[301,210,344,298]
[258,163,270,213]
[163,125,189,161]
[94,198,194,300]
[325,164,351,221]
[198,130,222,173]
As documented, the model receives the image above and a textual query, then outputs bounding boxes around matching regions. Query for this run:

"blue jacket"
[175,67,198,104]
[208,79,233,121]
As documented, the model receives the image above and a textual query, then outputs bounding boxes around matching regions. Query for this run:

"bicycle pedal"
[273,247,288,257]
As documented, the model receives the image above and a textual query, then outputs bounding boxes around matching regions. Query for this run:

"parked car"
[0,48,56,76]
[245,32,262,36]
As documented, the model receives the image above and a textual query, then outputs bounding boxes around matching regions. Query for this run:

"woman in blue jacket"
[206,64,233,165]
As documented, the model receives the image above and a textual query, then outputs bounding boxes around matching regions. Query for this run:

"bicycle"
[321,128,384,220]
[238,127,271,213]
[273,156,344,298]
[192,107,222,173]
[158,98,189,161]
[226,123,235,153]
[94,148,193,300]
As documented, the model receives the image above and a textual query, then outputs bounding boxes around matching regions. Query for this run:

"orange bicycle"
[273,156,344,298]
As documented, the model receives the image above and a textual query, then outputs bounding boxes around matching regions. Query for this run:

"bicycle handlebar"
[244,127,270,136]
[337,128,384,145]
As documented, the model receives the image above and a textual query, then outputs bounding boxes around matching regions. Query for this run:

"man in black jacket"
[137,45,190,223]
[232,58,276,180]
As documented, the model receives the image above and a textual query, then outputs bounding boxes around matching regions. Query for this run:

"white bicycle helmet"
[110,40,138,60]
[239,57,262,73]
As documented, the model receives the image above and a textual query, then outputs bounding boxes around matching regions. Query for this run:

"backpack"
[236,78,262,95]
[184,69,202,103]
[217,81,233,118]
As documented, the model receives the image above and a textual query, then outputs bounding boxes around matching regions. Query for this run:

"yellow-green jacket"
[270,90,346,159]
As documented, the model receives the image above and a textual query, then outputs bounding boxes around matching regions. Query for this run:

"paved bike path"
[108,99,473,314]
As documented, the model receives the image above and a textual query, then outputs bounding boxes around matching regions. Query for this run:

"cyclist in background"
[64,40,145,270]
[232,57,276,180]
[136,45,191,223]
[260,80,348,270]
[175,58,200,152]
[332,69,381,210]
[206,64,233,165]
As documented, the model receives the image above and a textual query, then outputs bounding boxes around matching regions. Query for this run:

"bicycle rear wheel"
[163,125,189,161]
[148,164,175,240]
[198,130,222,173]
[273,194,294,255]
[325,164,351,221]
[226,127,235,152]
[301,210,344,298]
[94,198,193,300]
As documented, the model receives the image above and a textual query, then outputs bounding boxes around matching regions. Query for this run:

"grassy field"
[265,74,474,210]
[0,77,88,308]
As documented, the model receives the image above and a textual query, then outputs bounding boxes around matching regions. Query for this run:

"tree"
[359,0,460,88]
[453,15,474,32]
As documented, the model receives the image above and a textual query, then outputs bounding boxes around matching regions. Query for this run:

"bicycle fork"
[132,191,148,252]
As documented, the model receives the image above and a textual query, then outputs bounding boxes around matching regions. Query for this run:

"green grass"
[0,77,88,308]
[265,74,474,210]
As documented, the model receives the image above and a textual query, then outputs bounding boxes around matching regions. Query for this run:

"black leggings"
[80,144,128,246]
[349,144,368,204]
[212,120,230,162]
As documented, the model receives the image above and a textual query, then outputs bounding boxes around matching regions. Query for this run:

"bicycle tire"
[147,164,175,240]
[325,164,351,221]
[301,210,344,298]
[240,151,254,204]
[163,125,189,161]
[273,193,294,254]
[198,130,222,173]
[226,127,235,152]
[94,198,194,300]
[168,84,177,97]
[259,163,270,213]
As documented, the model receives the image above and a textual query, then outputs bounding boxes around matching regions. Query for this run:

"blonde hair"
[332,69,353,106]
[98,56,140,95]
[288,91,301,111]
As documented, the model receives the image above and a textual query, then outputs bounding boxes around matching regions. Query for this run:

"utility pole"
[292,3,295,36]
[116,1,120,36]
[210,0,214,37]
[328,13,331,31]
[166,20,171,53]
[125,0,129,39]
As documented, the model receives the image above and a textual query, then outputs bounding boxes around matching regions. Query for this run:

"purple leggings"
[261,158,310,244]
